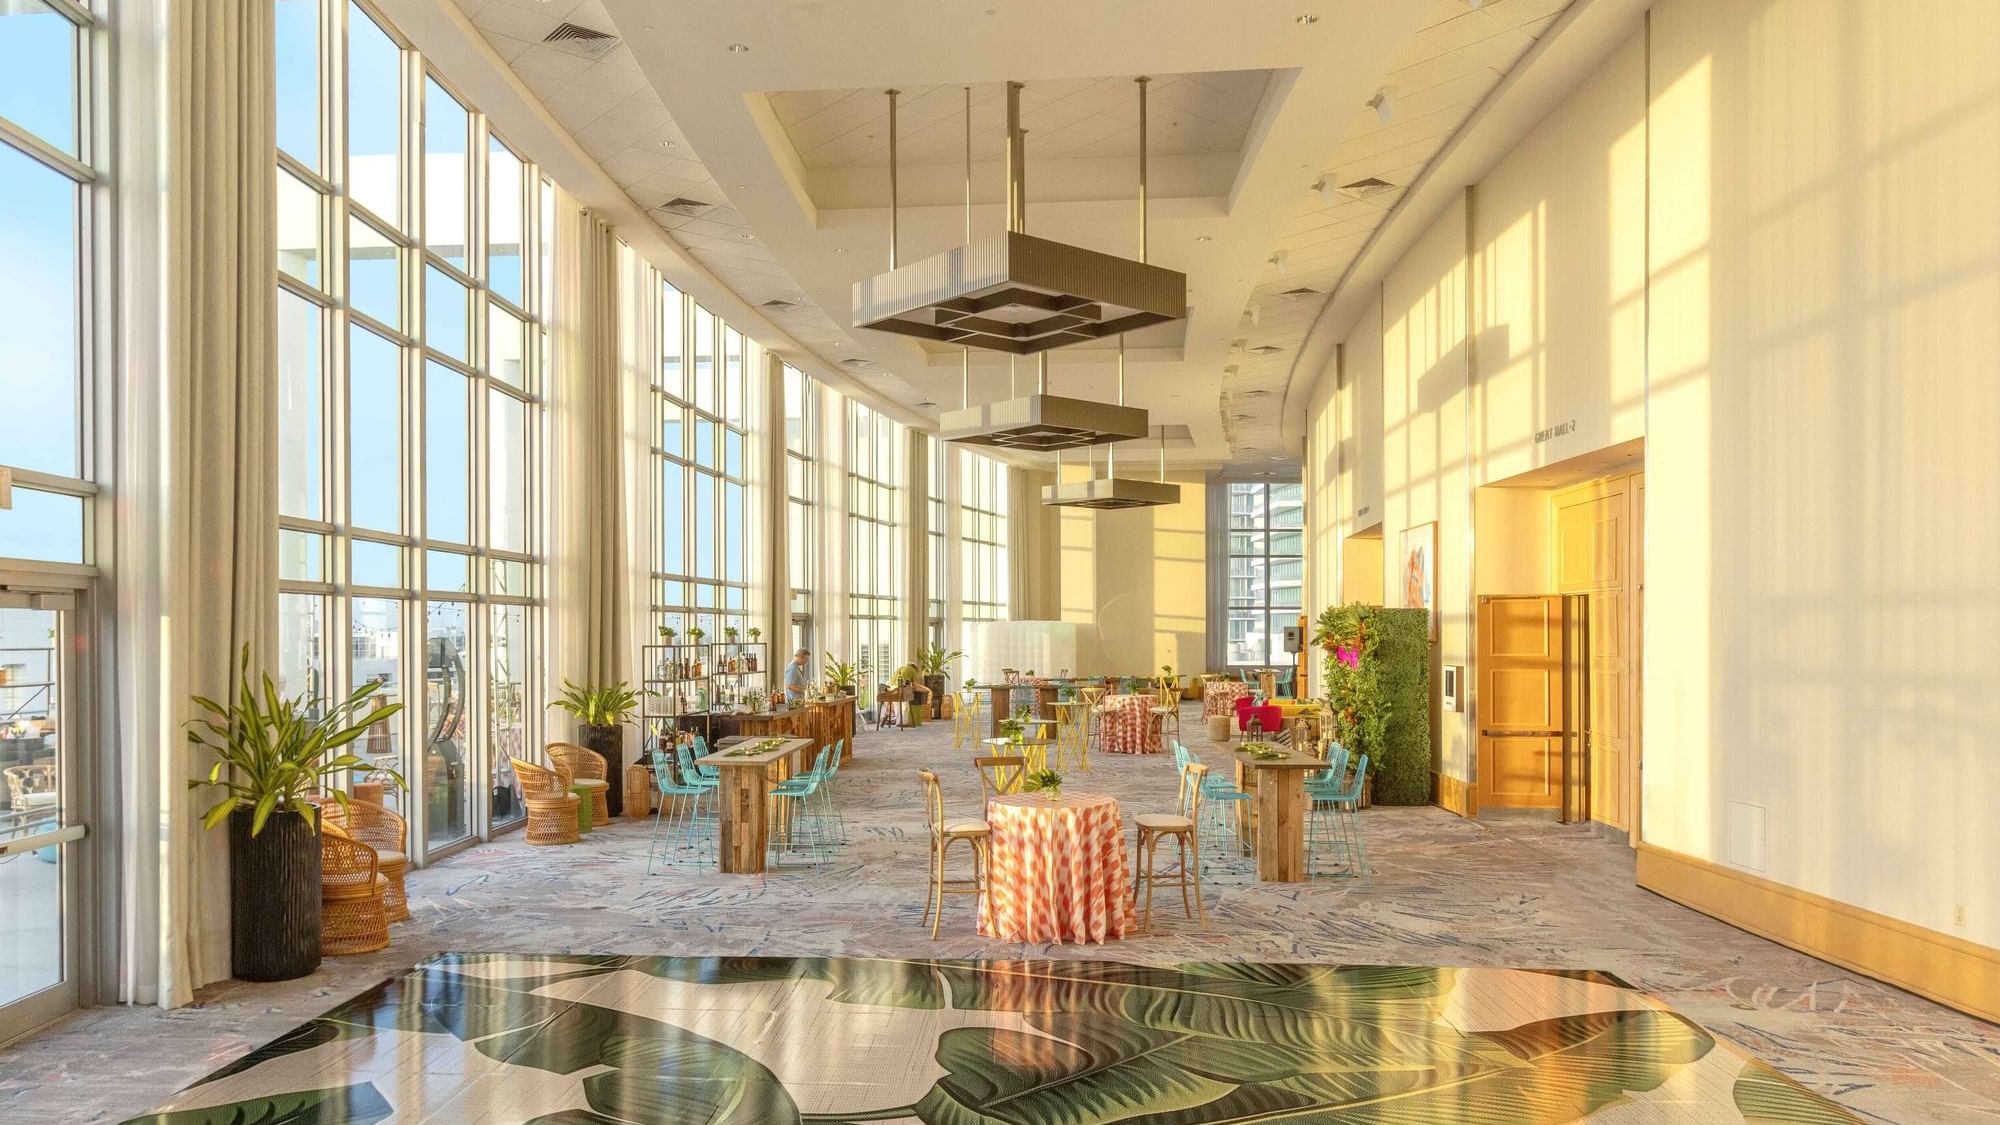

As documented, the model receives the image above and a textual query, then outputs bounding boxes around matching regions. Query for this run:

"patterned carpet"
[120,953,1860,1123]
[2,706,1995,1123]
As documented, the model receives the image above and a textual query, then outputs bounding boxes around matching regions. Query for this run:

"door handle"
[1481,729,1562,738]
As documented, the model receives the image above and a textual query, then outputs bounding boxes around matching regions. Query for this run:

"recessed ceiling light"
[660,140,677,148]
[1195,235,1212,242]
[1296,13,1318,25]
[726,42,750,53]
[738,232,753,240]
[834,247,847,254]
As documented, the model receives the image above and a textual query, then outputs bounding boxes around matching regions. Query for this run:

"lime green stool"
[571,784,594,833]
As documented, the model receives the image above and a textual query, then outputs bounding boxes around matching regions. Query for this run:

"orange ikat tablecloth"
[978,792,1135,944]
[1204,679,1253,719]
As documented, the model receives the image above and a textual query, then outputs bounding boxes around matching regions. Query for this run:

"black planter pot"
[579,723,626,817]
[228,806,322,982]
[924,674,947,719]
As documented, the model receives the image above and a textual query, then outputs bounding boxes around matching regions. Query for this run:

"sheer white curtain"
[129,0,279,1008]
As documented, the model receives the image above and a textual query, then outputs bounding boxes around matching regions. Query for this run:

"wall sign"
[1534,419,1577,444]
[1355,505,1371,519]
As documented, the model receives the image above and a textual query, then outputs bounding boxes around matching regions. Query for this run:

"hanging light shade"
[1040,474,1181,510]
[941,392,1150,451]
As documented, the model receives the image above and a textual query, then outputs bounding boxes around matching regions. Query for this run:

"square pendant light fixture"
[940,392,1151,451]
[853,230,1186,356]
[1040,475,1182,510]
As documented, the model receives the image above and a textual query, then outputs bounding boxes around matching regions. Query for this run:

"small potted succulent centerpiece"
[746,627,762,672]
[1000,704,1034,745]
[550,679,647,817]
[188,647,406,982]
[1024,766,1065,802]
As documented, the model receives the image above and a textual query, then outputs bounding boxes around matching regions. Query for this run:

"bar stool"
[1134,762,1207,929]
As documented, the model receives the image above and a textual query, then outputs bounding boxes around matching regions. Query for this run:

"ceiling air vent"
[1278,287,1320,299]
[759,298,799,313]
[542,22,621,61]
[840,357,875,369]
[1338,177,1397,200]
[1247,345,1283,356]
[656,197,712,218]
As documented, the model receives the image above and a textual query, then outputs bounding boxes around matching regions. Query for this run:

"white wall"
[1644,0,2000,946]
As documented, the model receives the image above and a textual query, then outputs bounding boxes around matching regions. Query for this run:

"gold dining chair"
[953,690,986,749]
[1078,685,1108,752]
[974,755,1026,800]
[1133,762,1207,930]
[917,769,990,940]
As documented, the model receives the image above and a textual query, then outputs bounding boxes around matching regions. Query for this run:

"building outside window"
[273,0,551,855]
[926,435,947,648]
[652,283,755,667]
[1224,480,1303,666]
[846,401,902,707]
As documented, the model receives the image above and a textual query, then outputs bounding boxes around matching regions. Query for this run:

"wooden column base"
[1253,767,1306,882]
[718,768,769,874]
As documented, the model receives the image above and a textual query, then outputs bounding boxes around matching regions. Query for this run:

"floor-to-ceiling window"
[275,0,550,855]
[958,450,1010,625]
[652,284,755,658]
[926,436,947,647]
[1224,481,1304,666]
[846,401,902,705]
[0,0,99,1036]
[783,363,816,657]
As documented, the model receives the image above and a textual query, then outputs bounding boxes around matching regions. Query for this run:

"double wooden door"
[1476,595,1589,819]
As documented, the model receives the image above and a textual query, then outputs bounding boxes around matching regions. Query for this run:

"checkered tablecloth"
[978,792,1134,944]
[1098,694,1159,754]
[1204,680,1253,719]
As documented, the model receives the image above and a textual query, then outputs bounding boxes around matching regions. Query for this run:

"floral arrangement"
[1023,767,1064,800]
[1315,602,1390,763]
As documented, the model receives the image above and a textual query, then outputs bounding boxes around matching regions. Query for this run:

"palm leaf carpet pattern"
[122,954,1862,1125]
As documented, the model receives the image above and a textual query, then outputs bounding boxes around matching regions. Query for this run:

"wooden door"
[1476,595,1566,809]
[1554,479,1632,831]
[1630,473,1645,844]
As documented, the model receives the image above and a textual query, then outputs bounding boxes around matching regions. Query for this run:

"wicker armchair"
[511,756,580,845]
[320,827,390,956]
[4,763,56,809]
[323,799,410,922]
[547,743,611,824]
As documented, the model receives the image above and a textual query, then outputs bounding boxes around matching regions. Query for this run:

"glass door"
[0,591,80,1038]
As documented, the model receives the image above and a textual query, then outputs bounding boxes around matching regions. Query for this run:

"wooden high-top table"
[694,735,816,874]
[1230,744,1326,882]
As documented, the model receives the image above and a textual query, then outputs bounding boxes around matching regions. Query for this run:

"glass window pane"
[346,3,403,227]
[276,291,323,520]
[425,361,468,543]
[348,324,402,533]
[347,216,400,328]
[0,487,82,563]
[351,538,401,587]
[490,558,528,597]
[277,168,324,288]
[489,389,527,554]
[658,460,682,574]
[488,303,524,388]
[659,284,683,395]
[1270,529,1303,556]
[538,178,555,320]
[724,480,744,581]
[426,549,468,593]
[422,78,467,268]
[279,529,324,583]
[723,428,743,479]
[0,605,61,1005]
[424,265,468,361]
[659,408,682,458]
[0,0,76,154]
[488,137,524,306]
[723,327,744,427]
[692,308,715,413]
[0,144,78,477]
[695,420,715,468]
[273,0,319,170]
[350,596,404,806]
[693,472,715,578]
[276,592,326,703]
[489,602,527,826]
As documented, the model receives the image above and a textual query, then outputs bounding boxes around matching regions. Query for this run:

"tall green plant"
[186,648,406,837]
[1317,602,1390,768]
[549,679,646,727]
[821,652,861,691]
[915,644,965,679]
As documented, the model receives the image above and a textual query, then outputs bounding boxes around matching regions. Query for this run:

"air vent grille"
[1277,286,1320,299]
[759,299,799,312]
[1338,177,1397,199]
[543,22,620,61]
[656,197,712,218]
[1247,345,1283,355]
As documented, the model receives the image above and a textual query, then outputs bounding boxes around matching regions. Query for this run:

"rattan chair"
[917,768,989,940]
[547,742,611,824]
[320,826,390,956]
[4,763,55,809]
[511,756,581,845]
[973,755,1026,800]
[1134,762,1207,930]
[322,799,410,922]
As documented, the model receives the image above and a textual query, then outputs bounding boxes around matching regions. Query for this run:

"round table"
[1098,694,1160,754]
[978,791,1135,944]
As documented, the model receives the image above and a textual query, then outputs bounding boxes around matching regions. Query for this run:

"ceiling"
[450,0,1577,468]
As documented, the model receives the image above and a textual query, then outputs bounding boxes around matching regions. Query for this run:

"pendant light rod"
[963,86,972,410]
[1136,76,1149,263]
[1005,81,1025,233]
[1159,429,1167,482]
[1038,353,1048,394]
[886,88,901,269]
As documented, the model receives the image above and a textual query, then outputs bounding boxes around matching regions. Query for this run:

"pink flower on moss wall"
[1336,646,1360,669]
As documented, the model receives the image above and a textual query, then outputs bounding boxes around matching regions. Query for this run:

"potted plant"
[187,648,405,982]
[550,679,646,817]
[916,644,965,719]
[746,627,762,672]
[660,626,678,644]
[1024,766,1064,801]
[723,624,739,644]
[999,705,1034,744]
[821,652,860,696]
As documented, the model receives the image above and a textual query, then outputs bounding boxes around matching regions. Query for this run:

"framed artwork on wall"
[1401,521,1437,638]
